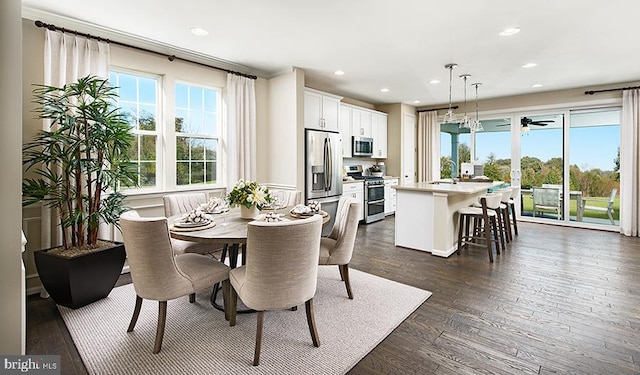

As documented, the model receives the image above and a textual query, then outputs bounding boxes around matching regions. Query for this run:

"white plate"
[173,219,211,228]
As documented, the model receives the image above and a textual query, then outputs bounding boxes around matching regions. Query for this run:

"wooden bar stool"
[508,186,520,236]
[456,194,503,263]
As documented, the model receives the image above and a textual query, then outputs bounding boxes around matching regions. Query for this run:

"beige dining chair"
[318,196,361,299]
[163,192,218,255]
[228,214,323,366]
[119,210,231,354]
[264,187,302,207]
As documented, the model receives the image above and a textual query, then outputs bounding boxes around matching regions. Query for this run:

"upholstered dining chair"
[119,210,231,354]
[318,196,361,299]
[163,192,217,255]
[228,214,323,366]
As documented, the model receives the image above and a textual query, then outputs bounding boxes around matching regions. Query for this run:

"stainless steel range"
[345,165,385,223]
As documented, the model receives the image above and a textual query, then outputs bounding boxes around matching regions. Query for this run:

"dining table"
[169,206,330,312]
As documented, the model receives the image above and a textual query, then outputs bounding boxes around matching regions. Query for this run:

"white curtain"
[225,73,257,187]
[620,89,640,236]
[41,30,110,250]
[417,111,440,182]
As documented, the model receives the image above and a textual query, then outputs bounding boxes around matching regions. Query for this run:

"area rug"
[58,267,431,375]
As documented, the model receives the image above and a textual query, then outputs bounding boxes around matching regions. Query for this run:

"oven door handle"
[368,199,385,205]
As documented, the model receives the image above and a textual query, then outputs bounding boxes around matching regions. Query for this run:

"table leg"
[211,243,254,314]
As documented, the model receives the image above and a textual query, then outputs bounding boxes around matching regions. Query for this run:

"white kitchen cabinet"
[304,88,341,131]
[339,104,352,158]
[384,178,398,215]
[372,112,388,158]
[351,108,372,138]
[343,181,364,221]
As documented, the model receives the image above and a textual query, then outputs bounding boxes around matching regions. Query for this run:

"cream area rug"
[58,267,431,375]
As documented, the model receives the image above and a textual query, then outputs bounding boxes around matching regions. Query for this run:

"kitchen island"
[393,180,504,257]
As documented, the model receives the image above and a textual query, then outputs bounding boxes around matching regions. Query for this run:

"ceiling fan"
[520,117,554,127]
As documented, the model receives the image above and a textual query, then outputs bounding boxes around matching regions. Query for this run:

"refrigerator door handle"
[326,138,333,191]
[323,138,330,191]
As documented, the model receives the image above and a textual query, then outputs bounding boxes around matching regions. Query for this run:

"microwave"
[352,136,374,157]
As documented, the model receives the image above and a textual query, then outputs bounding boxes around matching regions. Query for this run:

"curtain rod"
[34,20,258,80]
[585,85,640,95]
[417,105,458,113]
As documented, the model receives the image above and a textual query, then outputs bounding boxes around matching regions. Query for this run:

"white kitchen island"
[393,181,504,257]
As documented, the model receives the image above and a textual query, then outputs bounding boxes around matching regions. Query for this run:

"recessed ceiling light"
[522,63,538,68]
[499,27,521,36]
[413,100,421,104]
[190,27,209,36]
[380,88,390,93]
[430,79,440,84]
[531,83,543,88]
[334,70,345,76]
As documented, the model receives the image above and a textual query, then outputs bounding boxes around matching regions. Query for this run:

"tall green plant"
[23,75,137,250]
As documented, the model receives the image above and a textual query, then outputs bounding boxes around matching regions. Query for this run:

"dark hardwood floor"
[27,217,640,374]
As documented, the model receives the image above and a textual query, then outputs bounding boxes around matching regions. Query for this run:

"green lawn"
[521,196,620,221]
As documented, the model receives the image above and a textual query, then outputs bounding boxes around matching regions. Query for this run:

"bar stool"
[456,194,503,263]
[497,188,513,243]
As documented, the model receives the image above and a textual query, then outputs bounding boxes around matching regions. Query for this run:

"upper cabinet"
[372,112,388,158]
[304,88,341,131]
[339,102,388,159]
[339,105,353,158]
[351,108,372,138]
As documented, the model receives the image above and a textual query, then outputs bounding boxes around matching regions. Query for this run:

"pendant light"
[442,63,458,123]
[471,82,483,132]
[458,74,471,129]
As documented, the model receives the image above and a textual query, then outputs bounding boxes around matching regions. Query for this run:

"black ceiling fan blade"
[530,121,552,126]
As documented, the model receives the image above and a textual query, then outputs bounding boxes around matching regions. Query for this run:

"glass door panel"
[568,109,620,226]
[474,118,512,182]
[518,114,565,221]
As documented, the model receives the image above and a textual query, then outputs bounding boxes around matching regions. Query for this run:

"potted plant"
[227,179,273,219]
[22,75,137,309]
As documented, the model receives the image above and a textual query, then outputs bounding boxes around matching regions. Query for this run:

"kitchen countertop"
[393,181,503,194]
[342,179,364,184]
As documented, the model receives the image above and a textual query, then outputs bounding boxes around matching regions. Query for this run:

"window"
[109,71,159,189]
[174,83,220,186]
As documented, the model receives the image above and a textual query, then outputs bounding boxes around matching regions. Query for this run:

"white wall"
[1,0,25,355]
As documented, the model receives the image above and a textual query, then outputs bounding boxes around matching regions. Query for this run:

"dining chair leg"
[153,301,167,354]
[340,264,354,299]
[229,286,238,326]
[127,295,143,332]
[253,311,264,366]
[305,299,321,347]
[338,264,345,281]
[189,293,196,303]
[222,279,230,322]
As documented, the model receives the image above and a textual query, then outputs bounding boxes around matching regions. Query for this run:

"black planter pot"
[34,242,126,309]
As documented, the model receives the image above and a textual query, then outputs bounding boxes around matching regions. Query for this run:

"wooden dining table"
[169,207,329,311]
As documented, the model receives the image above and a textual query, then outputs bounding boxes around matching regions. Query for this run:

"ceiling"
[21,0,640,107]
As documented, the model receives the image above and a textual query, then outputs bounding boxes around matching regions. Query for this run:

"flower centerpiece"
[227,179,273,219]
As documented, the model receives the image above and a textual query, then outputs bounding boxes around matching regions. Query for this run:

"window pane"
[190,162,204,184]
[176,136,190,160]
[177,162,189,185]
[175,83,188,108]
[204,140,217,161]
[204,89,217,112]
[118,73,137,102]
[138,77,156,104]
[127,135,140,160]
[189,87,203,111]
[140,162,156,187]
[204,113,217,135]
[190,138,205,160]
[139,105,156,131]
[205,161,216,183]
[175,109,189,132]
[140,135,156,160]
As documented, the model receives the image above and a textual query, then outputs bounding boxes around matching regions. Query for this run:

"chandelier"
[471,82,483,132]
[458,74,472,129]
[442,63,458,123]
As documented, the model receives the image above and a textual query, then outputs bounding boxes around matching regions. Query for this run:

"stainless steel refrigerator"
[305,129,343,236]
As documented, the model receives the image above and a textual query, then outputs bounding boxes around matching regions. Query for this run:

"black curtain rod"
[585,85,640,95]
[417,105,459,113]
[34,20,258,80]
